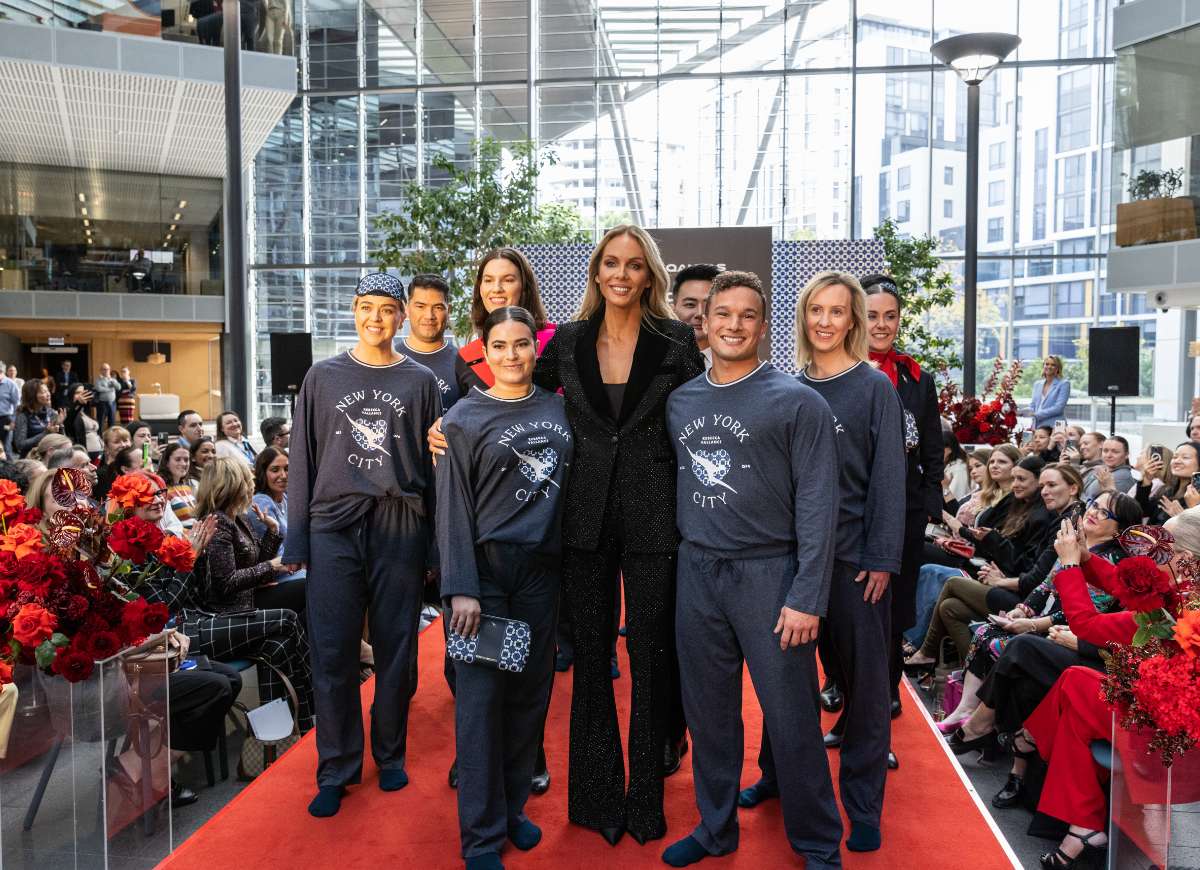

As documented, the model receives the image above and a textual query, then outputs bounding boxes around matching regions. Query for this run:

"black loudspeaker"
[1087,326,1140,397]
[269,332,313,395]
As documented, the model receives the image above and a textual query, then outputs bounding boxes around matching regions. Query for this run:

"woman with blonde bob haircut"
[743,265,906,853]
[793,270,870,368]
[532,222,704,845]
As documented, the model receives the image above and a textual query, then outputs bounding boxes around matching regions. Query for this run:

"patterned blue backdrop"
[520,239,884,373]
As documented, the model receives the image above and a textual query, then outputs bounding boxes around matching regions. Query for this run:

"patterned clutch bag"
[447,614,531,673]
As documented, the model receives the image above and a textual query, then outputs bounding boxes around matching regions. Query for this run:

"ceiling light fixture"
[82,219,90,227]
[173,213,182,221]
[77,193,86,203]
[147,338,166,365]
[178,200,187,209]
[169,224,177,231]
[80,207,87,216]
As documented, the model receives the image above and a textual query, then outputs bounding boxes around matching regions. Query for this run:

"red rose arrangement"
[1101,526,1200,765]
[938,357,1024,446]
[0,470,183,685]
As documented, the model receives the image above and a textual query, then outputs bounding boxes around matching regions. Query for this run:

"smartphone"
[142,441,151,467]
[1192,472,1200,490]
[1020,430,1033,446]
[1150,445,1165,460]
[1066,438,1079,452]
[1053,420,1066,434]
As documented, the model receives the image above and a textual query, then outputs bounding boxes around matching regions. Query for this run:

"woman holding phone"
[437,306,573,870]
[1135,440,1200,523]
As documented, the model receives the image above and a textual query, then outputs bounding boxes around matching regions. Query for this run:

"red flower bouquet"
[1102,526,1200,765]
[0,470,193,685]
[938,357,1024,446]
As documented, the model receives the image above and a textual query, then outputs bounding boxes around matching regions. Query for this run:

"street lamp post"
[931,32,1020,397]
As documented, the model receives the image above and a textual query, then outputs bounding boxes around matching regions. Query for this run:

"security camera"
[1154,291,1168,307]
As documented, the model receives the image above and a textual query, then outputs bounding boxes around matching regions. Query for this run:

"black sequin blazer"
[534,307,705,554]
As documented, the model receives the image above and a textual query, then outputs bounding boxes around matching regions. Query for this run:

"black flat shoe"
[599,826,624,847]
[890,698,902,719]
[530,768,550,795]
[887,751,898,770]
[992,773,1024,808]
[554,652,572,672]
[822,730,843,749]
[171,783,199,807]
[947,727,998,756]
[819,680,844,713]
[448,759,458,789]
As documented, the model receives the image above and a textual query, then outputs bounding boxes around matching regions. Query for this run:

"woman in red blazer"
[1018,517,1170,869]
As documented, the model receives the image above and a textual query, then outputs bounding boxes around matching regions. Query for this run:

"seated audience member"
[213,411,256,466]
[0,457,31,492]
[1187,414,1200,443]
[1061,429,1103,470]
[942,434,971,507]
[908,461,1079,656]
[28,433,73,467]
[98,424,132,469]
[70,445,98,487]
[195,457,305,620]
[1018,509,1200,868]
[963,455,1054,576]
[63,384,101,456]
[130,419,162,466]
[43,443,76,470]
[178,409,204,448]
[1023,426,1060,463]
[981,463,1087,613]
[159,442,198,528]
[260,416,291,453]
[942,490,1139,740]
[1081,435,1134,500]
[12,379,62,458]
[95,443,142,503]
[1135,441,1200,524]
[925,445,1012,573]
[247,446,305,583]
[190,436,217,479]
[13,457,46,480]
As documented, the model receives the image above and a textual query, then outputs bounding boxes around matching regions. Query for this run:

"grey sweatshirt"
[401,338,462,412]
[666,362,840,616]
[283,351,441,563]
[93,375,121,403]
[798,361,906,574]
[436,386,574,601]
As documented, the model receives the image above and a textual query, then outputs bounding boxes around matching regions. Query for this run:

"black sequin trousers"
[562,486,681,840]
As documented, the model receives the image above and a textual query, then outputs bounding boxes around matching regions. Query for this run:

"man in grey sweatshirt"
[284,272,442,818]
[662,272,843,869]
[93,363,121,431]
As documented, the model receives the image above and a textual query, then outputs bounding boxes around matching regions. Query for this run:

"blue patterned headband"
[355,272,406,302]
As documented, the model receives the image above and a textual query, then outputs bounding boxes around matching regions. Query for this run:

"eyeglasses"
[1085,499,1118,522]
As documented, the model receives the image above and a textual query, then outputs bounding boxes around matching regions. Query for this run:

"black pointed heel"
[599,826,624,847]
[947,726,998,755]
[1039,830,1107,869]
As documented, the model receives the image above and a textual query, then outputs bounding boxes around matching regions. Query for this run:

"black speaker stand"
[288,389,298,420]
[1108,393,1117,437]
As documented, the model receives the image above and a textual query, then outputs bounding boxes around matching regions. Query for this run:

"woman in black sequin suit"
[534,225,705,846]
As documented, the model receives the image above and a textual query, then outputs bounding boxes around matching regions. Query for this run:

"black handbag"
[446,615,531,672]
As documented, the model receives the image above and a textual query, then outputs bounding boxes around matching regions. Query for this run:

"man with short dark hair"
[663,270,842,868]
[54,359,79,410]
[260,416,291,452]
[177,410,203,448]
[399,273,460,413]
[671,264,722,367]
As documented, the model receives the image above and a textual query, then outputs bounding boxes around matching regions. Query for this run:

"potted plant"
[1116,168,1197,247]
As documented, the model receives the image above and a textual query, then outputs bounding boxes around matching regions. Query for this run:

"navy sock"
[662,835,711,867]
[508,818,542,851]
[847,821,881,852]
[379,768,409,791]
[307,786,344,817]
[736,780,778,808]
[464,853,503,870]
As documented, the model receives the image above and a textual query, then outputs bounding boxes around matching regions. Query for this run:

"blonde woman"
[532,224,704,845]
[741,270,906,854]
[195,457,305,617]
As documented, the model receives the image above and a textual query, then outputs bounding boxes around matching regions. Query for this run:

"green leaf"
[50,632,70,647]
[1134,611,1151,627]
[1132,627,1151,646]
[35,639,58,669]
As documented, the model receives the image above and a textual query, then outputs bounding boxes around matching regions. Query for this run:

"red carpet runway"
[160,618,1015,869]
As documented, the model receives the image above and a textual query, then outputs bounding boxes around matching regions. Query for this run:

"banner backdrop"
[519,237,884,373]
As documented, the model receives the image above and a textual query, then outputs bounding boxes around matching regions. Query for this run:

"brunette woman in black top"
[535,225,704,846]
